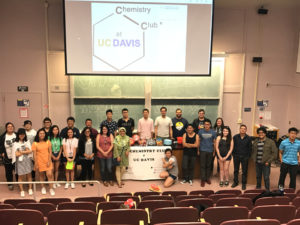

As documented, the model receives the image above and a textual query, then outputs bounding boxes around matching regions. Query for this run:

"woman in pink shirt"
[96,124,114,186]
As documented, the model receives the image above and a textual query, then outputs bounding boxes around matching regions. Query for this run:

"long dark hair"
[100,124,110,137]
[80,127,93,142]
[34,128,48,142]
[49,125,60,140]
[213,117,224,129]
[15,128,27,142]
[221,126,232,148]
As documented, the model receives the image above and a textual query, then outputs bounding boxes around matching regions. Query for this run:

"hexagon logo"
[93,13,145,71]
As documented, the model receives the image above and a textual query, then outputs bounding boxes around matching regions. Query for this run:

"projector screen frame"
[62,0,215,76]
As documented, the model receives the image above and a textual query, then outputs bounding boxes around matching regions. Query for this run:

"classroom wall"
[0,0,299,135]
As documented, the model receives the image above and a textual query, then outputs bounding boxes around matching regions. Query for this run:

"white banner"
[123,146,171,180]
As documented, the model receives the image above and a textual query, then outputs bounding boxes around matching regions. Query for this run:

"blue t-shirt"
[198,129,217,152]
[279,139,300,165]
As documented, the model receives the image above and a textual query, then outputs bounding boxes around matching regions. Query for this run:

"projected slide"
[92,3,187,72]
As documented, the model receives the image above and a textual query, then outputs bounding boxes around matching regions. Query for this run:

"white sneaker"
[20,191,25,197]
[64,183,69,189]
[28,189,33,195]
[56,183,61,187]
[71,183,75,189]
[189,180,193,186]
[180,180,187,184]
[50,188,55,196]
[53,183,57,189]
[41,187,46,195]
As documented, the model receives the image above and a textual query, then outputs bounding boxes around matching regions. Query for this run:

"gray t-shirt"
[155,116,173,138]
[165,155,178,177]
[85,139,93,157]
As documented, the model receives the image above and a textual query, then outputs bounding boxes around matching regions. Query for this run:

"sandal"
[225,181,229,186]
[219,181,224,187]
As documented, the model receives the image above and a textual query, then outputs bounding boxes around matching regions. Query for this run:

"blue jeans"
[255,162,270,190]
[98,158,113,181]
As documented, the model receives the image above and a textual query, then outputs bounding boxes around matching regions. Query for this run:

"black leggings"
[80,159,93,180]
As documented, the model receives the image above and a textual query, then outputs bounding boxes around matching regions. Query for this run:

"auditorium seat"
[202,206,249,225]
[216,197,253,210]
[17,202,56,217]
[155,223,211,225]
[134,191,160,197]
[74,196,106,204]
[189,190,214,197]
[109,195,140,204]
[4,198,36,207]
[208,194,237,203]
[138,200,174,212]
[106,192,132,199]
[220,219,280,225]
[254,196,290,206]
[285,193,297,200]
[162,191,188,197]
[175,195,204,204]
[97,201,125,212]
[239,193,261,201]
[287,219,300,225]
[40,197,72,206]
[57,202,96,212]
[249,205,296,224]
[48,210,97,225]
[176,198,214,208]
[151,207,198,224]
[0,209,44,225]
[0,203,14,209]
[271,188,295,193]
[244,190,264,194]
[215,190,242,196]
[292,197,300,208]
[101,209,148,225]
[142,195,174,201]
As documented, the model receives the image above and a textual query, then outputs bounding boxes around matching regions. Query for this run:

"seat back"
[97,201,125,212]
[106,192,132,199]
[151,207,198,224]
[4,199,36,207]
[138,200,174,212]
[17,203,56,217]
[74,196,106,204]
[285,193,297,201]
[202,206,249,225]
[0,204,14,209]
[292,197,300,208]
[40,198,72,206]
[254,196,290,206]
[57,202,96,212]
[287,219,300,225]
[109,195,140,204]
[244,190,264,194]
[239,193,260,201]
[48,210,97,225]
[250,205,296,224]
[208,194,237,203]
[162,191,188,197]
[0,209,44,225]
[215,190,242,196]
[220,219,281,225]
[101,209,148,225]
[216,197,253,210]
[155,223,211,225]
[176,198,214,208]
[175,195,204,204]
[189,190,214,197]
[134,191,160,197]
[142,195,174,201]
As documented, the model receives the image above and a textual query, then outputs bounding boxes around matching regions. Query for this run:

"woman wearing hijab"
[113,127,130,188]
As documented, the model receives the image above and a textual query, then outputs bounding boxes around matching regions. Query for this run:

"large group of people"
[0,107,299,197]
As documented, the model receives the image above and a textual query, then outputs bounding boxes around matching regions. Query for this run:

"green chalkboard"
[74,76,145,97]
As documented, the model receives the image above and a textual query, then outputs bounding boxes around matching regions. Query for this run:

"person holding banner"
[113,127,130,188]
[160,149,178,188]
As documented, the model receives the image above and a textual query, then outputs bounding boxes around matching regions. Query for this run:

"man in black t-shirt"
[192,109,207,134]
[117,108,135,137]
[172,108,188,139]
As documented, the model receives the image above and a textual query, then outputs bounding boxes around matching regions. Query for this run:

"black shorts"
[61,156,73,163]
[169,173,177,180]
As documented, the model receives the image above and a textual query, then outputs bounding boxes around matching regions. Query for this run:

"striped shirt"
[256,141,264,163]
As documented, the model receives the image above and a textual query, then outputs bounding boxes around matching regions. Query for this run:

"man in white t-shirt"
[154,107,173,139]
[24,120,37,145]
